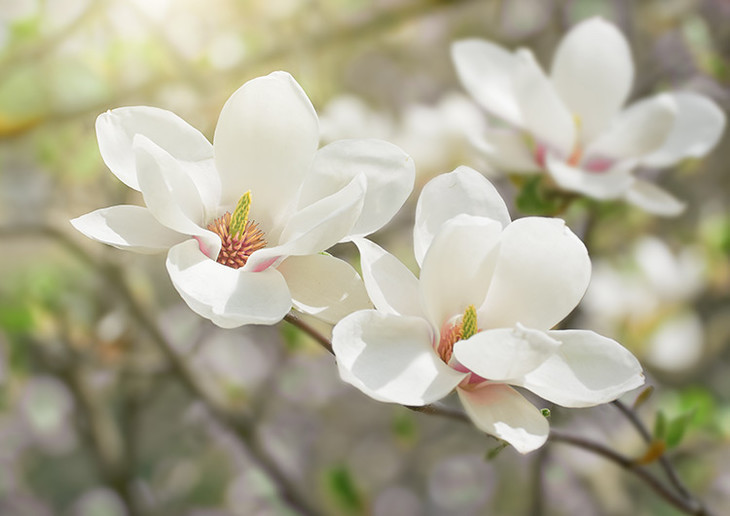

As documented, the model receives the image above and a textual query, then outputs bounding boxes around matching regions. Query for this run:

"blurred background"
[1,0,730,514]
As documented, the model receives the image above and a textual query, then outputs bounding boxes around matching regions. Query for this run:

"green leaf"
[324,466,363,514]
[666,410,696,449]
[514,175,563,216]
[654,410,667,441]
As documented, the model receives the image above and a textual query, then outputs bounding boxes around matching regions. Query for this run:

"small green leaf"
[540,408,551,419]
[324,466,363,514]
[666,410,696,449]
[461,305,478,340]
[654,410,667,440]
[229,190,252,238]
[633,386,655,410]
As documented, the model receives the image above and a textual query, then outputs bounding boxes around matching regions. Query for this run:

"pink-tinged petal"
[299,139,415,239]
[166,239,291,328]
[96,106,213,191]
[624,180,685,217]
[545,153,635,200]
[243,175,366,272]
[278,253,371,325]
[414,167,511,267]
[457,384,549,454]
[453,325,561,381]
[133,135,221,258]
[470,129,542,174]
[451,39,524,127]
[516,330,644,408]
[420,215,502,331]
[480,217,590,331]
[353,238,424,319]
[214,71,319,235]
[550,17,634,143]
[70,205,185,253]
[514,49,576,159]
[585,94,676,162]
[641,92,727,168]
[333,310,466,406]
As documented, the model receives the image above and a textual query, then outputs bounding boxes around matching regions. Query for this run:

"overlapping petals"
[72,71,415,328]
[452,16,725,215]
[333,168,643,453]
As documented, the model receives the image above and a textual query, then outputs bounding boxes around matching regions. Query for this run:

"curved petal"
[457,384,549,454]
[70,205,185,253]
[453,325,561,381]
[96,106,213,191]
[641,92,726,168]
[298,139,415,239]
[585,94,676,161]
[514,49,576,158]
[470,129,542,174]
[278,253,371,325]
[213,71,319,235]
[166,240,292,328]
[243,175,366,272]
[550,17,634,143]
[420,215,502,331]
[333,310,466,406]
[414,166,511,267]
[546,153,635,200]
[451,39,524,126]
[516,329,644,408]
[624,179,685,217]
[354,238,424,319]
[133,135,222,259]
[480,217,591,331]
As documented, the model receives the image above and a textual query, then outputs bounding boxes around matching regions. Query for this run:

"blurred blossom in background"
[1,0,730,514]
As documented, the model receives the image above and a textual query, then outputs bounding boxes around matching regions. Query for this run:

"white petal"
[353,238,424,319]
[451,39,524,126]
[278,253,371,325]
[414,166,511,267]
[166,239,292,328]
[480,217,590,331]
[420,215,502,331]
[70,205,185,253]
[333,310,466,405]
[453,325,561,381]
[550,17,634,143]
[244,175,366,272]
[641,92,726,168]
[514,49,576,158]
[546,153,635,200]
[213,71,319,235]
[470,129,542,174]
[96,106,213,191]
[624,179,686,217]
[585,94,676,161]
[457,384,549,454]
[299,139,415,239]
[517,329,644,408]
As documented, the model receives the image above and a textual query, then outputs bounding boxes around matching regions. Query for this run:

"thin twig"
[284,313,333,354]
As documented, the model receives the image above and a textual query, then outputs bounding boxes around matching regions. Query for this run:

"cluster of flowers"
[72,18,724,453]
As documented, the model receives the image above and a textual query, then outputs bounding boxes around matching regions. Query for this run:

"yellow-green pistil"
[206,191,267,269]
[437,305,478,364]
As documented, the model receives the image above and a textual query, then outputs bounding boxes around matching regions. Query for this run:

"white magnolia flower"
[333,167,644,453]
[452,17,726,216]
[72,71,415,328]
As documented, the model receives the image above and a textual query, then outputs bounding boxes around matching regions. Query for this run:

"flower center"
[207,191,267,269]
[437,305,478,365]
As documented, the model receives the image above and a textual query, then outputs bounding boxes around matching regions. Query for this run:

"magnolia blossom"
[72,72,415,328]
[452,17,726,215]
[333,167,644,453]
